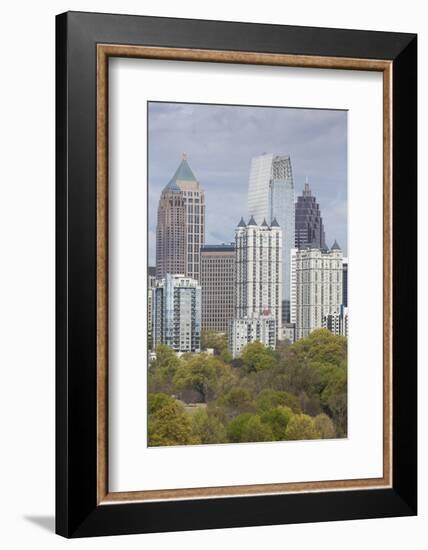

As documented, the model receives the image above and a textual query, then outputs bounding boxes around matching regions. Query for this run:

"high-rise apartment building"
[155,154,205,281]
[152,273,202,353]
[295,180,326,250]
[228,313,276,358]
[200,243,235,333]
[234,216,282,335]
[291,241,343,340]
[147,267,156,349]
[247,154,294,322]
[322,305,348,337]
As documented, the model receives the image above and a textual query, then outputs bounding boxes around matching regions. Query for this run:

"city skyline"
[148,101,348,265]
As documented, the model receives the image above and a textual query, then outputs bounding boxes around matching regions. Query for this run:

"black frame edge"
[55,11,418,538]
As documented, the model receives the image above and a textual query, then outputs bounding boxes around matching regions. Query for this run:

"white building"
[228,313,276,358]
[147,267,156,349]
[291,241,343,340]
[322,306,349,337]
[234,216,282,334]
[247,153,295,322]
[152,273,202,353]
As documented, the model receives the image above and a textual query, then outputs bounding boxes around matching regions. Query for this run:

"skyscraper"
[155,154,205,281]
[234,216,282,334]
[147,267,156,349]
[152,273,202,353]
[200,243,235,333]
[342,256,348,307]
[291,241,343,340]
[295,180,326,250]
[170,153,205,281]
[247,154,295,323]
[155,178,187,280]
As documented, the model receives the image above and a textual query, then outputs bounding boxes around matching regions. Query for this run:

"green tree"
[148,393,199,446]
[284,414,320,441]
[260,406,293,441]
[314,413,337,439]
[191,409,226,444]
[148,345,181,394]
[255,389,301,414]
[217,387,255,420]
[321,367,347,436]
[226,413,273,443]
[201,331,228,354]
[173,355,234,403]
[240,341,276,372]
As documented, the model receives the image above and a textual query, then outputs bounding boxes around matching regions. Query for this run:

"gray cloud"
[148,102,347,264]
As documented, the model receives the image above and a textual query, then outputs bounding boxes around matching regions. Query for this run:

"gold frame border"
[96,44,393,504]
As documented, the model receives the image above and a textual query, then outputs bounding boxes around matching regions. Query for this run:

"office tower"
[322,305,349,337]
[147,267,156,350]
[155,154,205,281]
[152,273,202,353]
[229,313,276,358]
[247,153,295,322]
[200,243,235,333]
[155,178,187,280]
[295,179,326,250]
[291,240,343,340]
[342,257,348,307]
[170,153,205,281]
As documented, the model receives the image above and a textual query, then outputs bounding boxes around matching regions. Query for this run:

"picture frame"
[56,11,417,538]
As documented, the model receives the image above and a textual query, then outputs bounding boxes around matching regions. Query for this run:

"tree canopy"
[147,329,347,446]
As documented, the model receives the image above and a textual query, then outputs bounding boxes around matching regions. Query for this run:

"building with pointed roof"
[295,179,326,250]
[170,153,205,281]
[155,154,205,281]
[230,217,282,355]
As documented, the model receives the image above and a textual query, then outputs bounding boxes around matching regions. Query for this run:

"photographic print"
[147,101,348,447]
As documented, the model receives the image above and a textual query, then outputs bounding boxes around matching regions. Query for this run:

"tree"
[284,414,320,441]
[260,406,293,441]
[201,331,228,355]
[148,393,199,446]
[191,409,226,444]
[240,341,276,372]
[255,389,301,414]
[218,387,255,420]
[321,368,347,436]
[148,345,181,394]
[226,413,273,443]
[314,413,336,439]
[173,355,234,403]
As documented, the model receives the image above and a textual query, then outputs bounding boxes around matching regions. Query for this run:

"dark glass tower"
[295,180,326,249]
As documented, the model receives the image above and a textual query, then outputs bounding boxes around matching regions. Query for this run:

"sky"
[148,102,347,265]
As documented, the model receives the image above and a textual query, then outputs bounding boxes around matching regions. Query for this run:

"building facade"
[234,216,282,334]
[342,256,348,308]
[247,153,295,322]
[295,180,326,250]
[171,153,205,281]
[200,243,235,333]
[147,267,156,349]
[228,313,276,358]
[152,273,202,353]
[155,154,205,281]
[322,305,348,337]
[155,178,187,280]
[291,241,343,340]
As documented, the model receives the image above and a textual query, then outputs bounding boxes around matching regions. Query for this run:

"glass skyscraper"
[247,153,294,322]
[295,180,326,250]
